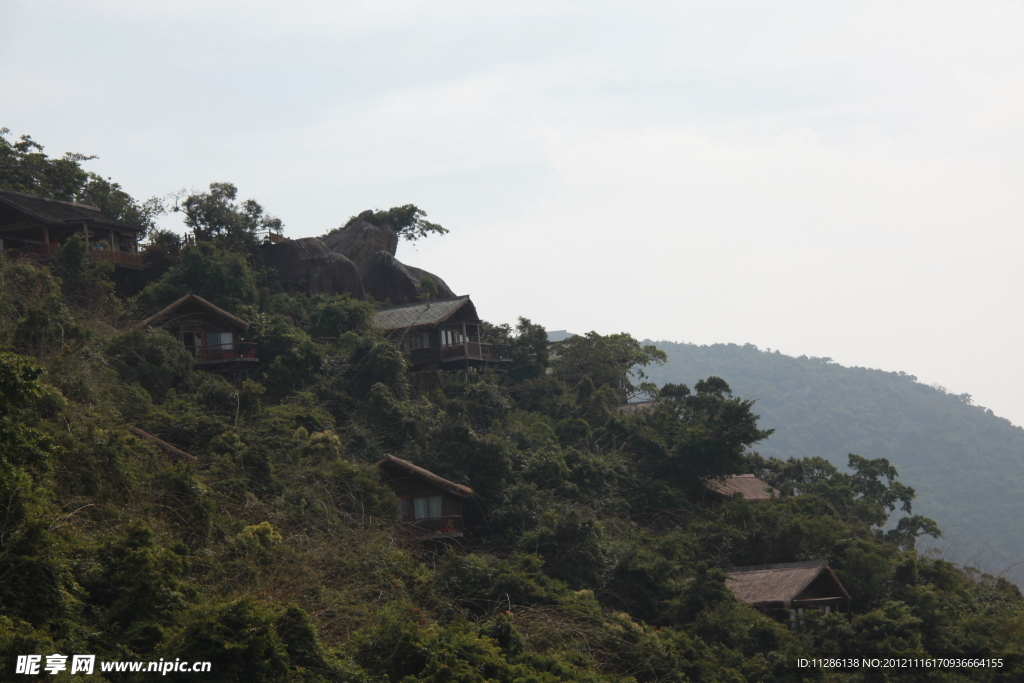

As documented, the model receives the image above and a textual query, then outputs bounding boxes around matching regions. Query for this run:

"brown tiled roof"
[376,454,474,498]
[374,296,475,331]
[140,293,250,333]
[725,560,850,609]
[0,188,142,231]
[705,474,778,500]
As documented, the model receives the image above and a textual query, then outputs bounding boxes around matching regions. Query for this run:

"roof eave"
[140,293,251,333]
[376,454,475,498]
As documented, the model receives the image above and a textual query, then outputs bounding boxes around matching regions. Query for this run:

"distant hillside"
[643,341,1024,577]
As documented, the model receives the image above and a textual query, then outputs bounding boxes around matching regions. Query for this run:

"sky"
[2,0,1022,425]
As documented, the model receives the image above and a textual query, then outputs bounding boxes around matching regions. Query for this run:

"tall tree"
[648,377,773,487]
[551,331,666,402]
[173,182,282,251]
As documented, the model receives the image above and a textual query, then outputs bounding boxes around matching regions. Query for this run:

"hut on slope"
[0,188,144,291]
[705,474,779,501]
[374,296,510,372]
[141,293,258,367]
[377,454,474,539]
[725,560,850,621]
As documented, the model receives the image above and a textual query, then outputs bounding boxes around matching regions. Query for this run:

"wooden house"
[704,474,779,501]
[725,560,851,621]
[374,296,511,372]
[0,189,143,290]
[140,293,258,366]
[376,455,474,539]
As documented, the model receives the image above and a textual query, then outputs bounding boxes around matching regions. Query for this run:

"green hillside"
[5,131,1024,680]
[643,341,1024,578]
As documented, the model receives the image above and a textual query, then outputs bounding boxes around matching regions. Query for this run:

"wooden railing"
[185,342,259,364]
[479,343,510,361]
[399,515,464,537]
[2,244,53,259]
[3,243,142,267]
[90,249,143,267]
[414,342,512,364]
[441,344,465,359]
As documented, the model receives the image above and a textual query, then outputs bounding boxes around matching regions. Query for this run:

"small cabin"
[704,474,779,501]
[725,560,851,622]
[0,189,143,290]
[140,293,258,366]
[374,296,511,372]
[376,454,474,539]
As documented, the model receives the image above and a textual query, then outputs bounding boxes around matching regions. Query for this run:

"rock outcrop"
[361,251,456,305]
[260,237,364,298]
[262,210,456,305]
[323,210,398,272]
[403,263,456,300]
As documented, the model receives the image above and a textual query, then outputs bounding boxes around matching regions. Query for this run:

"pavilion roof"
[0,188,142,231]
[374,295,476,331]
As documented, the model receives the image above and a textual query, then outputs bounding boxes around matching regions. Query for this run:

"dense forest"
[641,342,1024,579]
[3,130,1024,681]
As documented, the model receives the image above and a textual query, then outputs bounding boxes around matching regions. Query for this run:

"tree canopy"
[173,182,283,251]
[551,331,667,402]
[331,203,449,242]
[0,127,164,235]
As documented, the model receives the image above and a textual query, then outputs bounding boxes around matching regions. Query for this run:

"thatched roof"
[127,426,198,464]
[705,474,778,500]
[374,296,476,331]
[0,188,142,231]
[725,560,850,609]
[376,454,474,498]
[140,293,250,333]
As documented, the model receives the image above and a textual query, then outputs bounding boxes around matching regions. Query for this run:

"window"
[441,329,465,347]
[402,333,430,351]
[412,495,443,519]
[205,331,234,349]
[183,331,202,349]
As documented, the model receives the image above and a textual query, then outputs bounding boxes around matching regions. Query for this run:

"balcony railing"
[407,342,511,367]
[3,243,142,267]
[480,343,511,361]
[398,515,464,537]
[185,342,259,364]
[439,342,512,362]
[90,249,143,267]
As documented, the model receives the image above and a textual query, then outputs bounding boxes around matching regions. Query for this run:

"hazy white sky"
[3,1,1022,424]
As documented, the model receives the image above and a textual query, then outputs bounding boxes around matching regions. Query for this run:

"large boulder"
[361,251,456,305]
[404,263,456,300]
[324,210,399,271]
[260,237,364,298]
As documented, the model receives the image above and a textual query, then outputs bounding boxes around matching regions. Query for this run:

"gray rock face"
[260,237,364,298]
[361,251,456,305]
[324,211,398,271]
[403,263,456,300]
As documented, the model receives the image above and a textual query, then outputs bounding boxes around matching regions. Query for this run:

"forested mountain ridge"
[642,341,1024,578]
[4,130,1024,681]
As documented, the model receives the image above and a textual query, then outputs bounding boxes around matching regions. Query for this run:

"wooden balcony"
[89,248,143,268]
[398,515,464,539]
[431,342,512,364]
[186,342,259,365]
[3,243,143,268]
